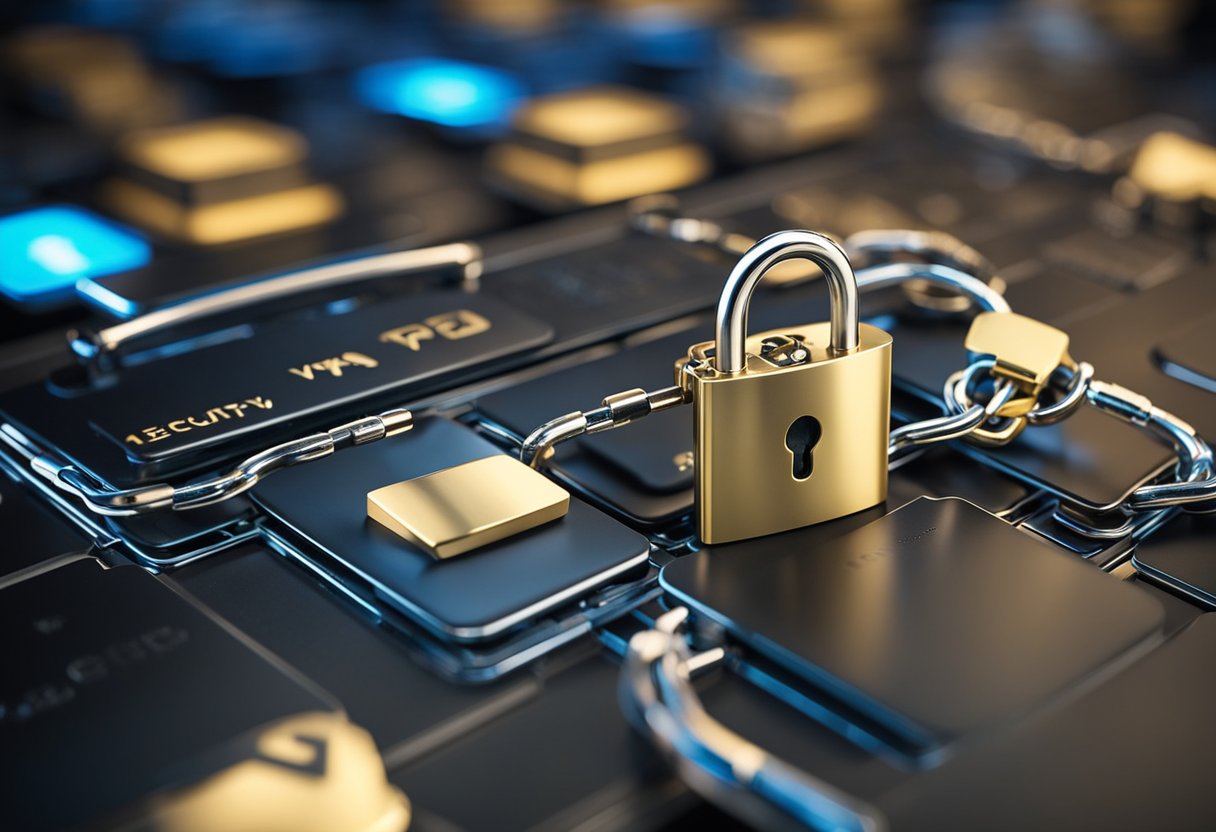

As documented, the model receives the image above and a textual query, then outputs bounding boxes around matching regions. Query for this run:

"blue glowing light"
[0,206,149,310]
[356,58,525,132]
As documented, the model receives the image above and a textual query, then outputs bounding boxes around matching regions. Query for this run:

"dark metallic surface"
[661,498,1164,754]
[1,293,552,483]
[253,418,650,643]
[1,557,336,831]
[0,469,93,579]
[878,613,1216,831]
[2,3,1215,827]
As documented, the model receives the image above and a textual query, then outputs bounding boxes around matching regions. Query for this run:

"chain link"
[24,409,414,516]
[944,360,1216,516]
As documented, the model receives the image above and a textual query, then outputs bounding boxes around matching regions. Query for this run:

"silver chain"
[19,410,413,516]
[945,361,1215,516]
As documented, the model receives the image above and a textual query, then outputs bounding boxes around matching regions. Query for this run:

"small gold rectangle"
[102,178,344,245]
[511,86,688,150]
[964,311,1071,391]
[367,456,570,559]
[118,116,307,183]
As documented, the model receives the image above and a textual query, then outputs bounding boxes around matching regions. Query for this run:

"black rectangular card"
[1,557,336,831]
[661,497,1164,755]
[1,292,553,484]
[253,418,651,644]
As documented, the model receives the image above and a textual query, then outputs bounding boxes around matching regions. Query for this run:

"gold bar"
[367,455,570,558]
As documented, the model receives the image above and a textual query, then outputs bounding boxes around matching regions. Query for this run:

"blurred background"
[2,0,1214,342]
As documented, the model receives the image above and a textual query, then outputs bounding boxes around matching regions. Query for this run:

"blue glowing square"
[0,206,150,310]
[356,58,525,135]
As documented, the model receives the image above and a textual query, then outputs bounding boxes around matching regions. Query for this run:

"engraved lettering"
[316,357,352,377]
[16,684,75,720]
[142,626,189,653]
[66,656,109,684]
[124,397,273,445]
[105,638,147,667]
[427,309,491,340]
[341,351,378,368]
[8,625,190,725]
[289,354,378,380]
[379,323,434,351]
[33,616,65,636]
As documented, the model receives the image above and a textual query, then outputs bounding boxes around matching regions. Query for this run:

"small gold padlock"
[678,230,892,543]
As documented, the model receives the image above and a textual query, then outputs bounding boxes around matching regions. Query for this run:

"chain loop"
[25,409,414,516]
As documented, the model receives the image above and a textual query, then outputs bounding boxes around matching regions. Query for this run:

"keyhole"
[785,416,822,481]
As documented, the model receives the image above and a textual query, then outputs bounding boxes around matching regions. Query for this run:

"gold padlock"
[678,230,892,543]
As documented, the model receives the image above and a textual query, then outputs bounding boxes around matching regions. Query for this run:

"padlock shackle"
[715,230,860,374]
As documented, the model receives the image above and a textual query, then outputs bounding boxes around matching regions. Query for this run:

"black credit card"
[661,497,1164,756]
[0,557,337,831]
[253,417,651,645]
[1,292,553,483]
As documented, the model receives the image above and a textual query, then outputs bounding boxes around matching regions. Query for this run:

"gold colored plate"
[102,178,344,245]
[964,311,1071,392]
[367,455,570,559]
[511,86,689,149]
[143,712,411,832]
[118,116,308,182]
[1129,132,1216,202]
[486,142,710,209]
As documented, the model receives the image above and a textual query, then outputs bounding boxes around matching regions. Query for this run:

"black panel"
[1,558,335,832]
[170,544,540,759]
[880,614,1216,831]
[662,497,1164,754]
[0,469,92,578]
[1133,513,1216,607]
[253,417,651,642]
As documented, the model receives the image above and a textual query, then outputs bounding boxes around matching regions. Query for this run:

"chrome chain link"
[15,409,413,516]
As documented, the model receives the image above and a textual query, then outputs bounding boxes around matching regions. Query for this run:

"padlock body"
[685,321,892,544]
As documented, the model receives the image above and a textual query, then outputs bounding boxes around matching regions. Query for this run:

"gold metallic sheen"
[118,116,308,182]
[680,322,892,544]
[102,179,344,245]
[487,142,709,210]
[1128,132,1216,202]
[144,712,410,832]
[367,455,570,558]
[510,86,689,149]
[965,311,1073,395]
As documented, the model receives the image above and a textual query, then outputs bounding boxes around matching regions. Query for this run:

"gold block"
[5,28,178,132]
[118,116,308,184]
[102,115,344,244]
[367,456,570,558]
[143,712,411,832]
[510,86,690,152]
[965,311,1071,392]
[102,178,344,246]
[487,141,710,210]
[1129,132,1216,202]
